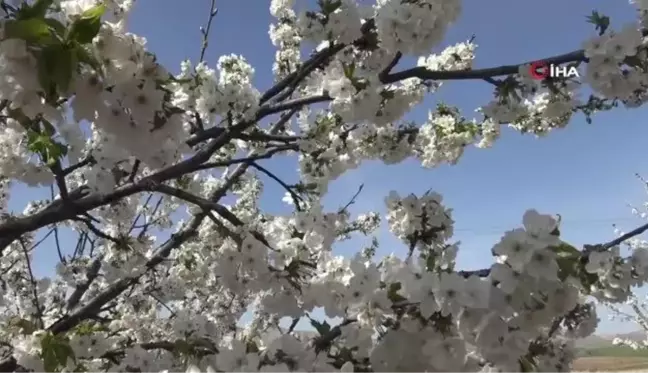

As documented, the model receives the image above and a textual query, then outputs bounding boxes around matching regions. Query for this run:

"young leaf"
[54,45,77,94]
[246,341,259,353]
[37,45,58,101]
[44,18,67,39]
[46,142,68,167]
[4,18,53,44]
[75,44,103,74]
[310,319,331,335]
[40,333,58,372]
[343,62,355,80]
[67,4,106,44]
[173,340,193,357]
[15,0,54,19]
[40,332,75,372]
[586,10,610,35]
[37,43,76,99]
[79,3,107,20]
[26,129,68,166]
[9,317,38,335]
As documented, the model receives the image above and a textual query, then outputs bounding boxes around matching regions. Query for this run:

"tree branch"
[44,106,297,335]
[65,256,102,310]
[192,144,297,172]
[198,0,218,63]
[381,50,586,84]
[249,161,303,211]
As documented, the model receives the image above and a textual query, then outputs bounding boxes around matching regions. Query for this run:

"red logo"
[529,61,549,80]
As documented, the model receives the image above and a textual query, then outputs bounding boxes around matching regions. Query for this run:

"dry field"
[573,356,648,371]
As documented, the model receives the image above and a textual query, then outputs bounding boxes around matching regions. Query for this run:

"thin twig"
[193,144,297,172]
[249,161,303,211]
[147,290,177,318]
[18,239,44,329]
[137,196,164,240]
[127,193,154,234]
[198,0,218,63]
[338,184,364,214]
[602,221,648,249]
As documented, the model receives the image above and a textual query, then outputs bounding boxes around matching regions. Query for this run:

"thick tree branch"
[382,50,586,84]
[65,256,102,310]
[602,221,648,249]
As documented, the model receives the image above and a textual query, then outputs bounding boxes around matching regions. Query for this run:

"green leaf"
[4,18,53,44]
[9,317,38,335]
[40,332,75,372]
[586,10,610,36]
[44,18,67,38]
[310,319,331,336]
[67,4,106,44]
[425,253,437,271]
[79,3,107,20]
[53,341,75,367]
[550,243,580,258]
[519,356,536,372]
[73,322,94,336]
[55,46,77,93]
[387,282,406,303]
[38,45,58,100]
[318,0,342,15]
[550,243,582,281]
[15,0,54,19]
[246,341,259,353]
[38,43,77,99]
[343,63,355,80]
[27,129,68,167]
[42,347,58,371]
[47,142,68,167]
[40,333,58,372]
[173,339,193,357]
[75,43,103,74]
[27,130,49,154]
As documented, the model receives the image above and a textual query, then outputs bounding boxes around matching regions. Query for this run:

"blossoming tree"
[596,175,648,351]
[1,0,648,371]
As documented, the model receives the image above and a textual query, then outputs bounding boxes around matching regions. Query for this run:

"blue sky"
[10,0,648,334]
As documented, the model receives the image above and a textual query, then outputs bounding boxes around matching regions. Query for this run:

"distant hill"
[577,330,646,348]
[602,331,647,343]
[576,334,613,349]
[575,330,648,359]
